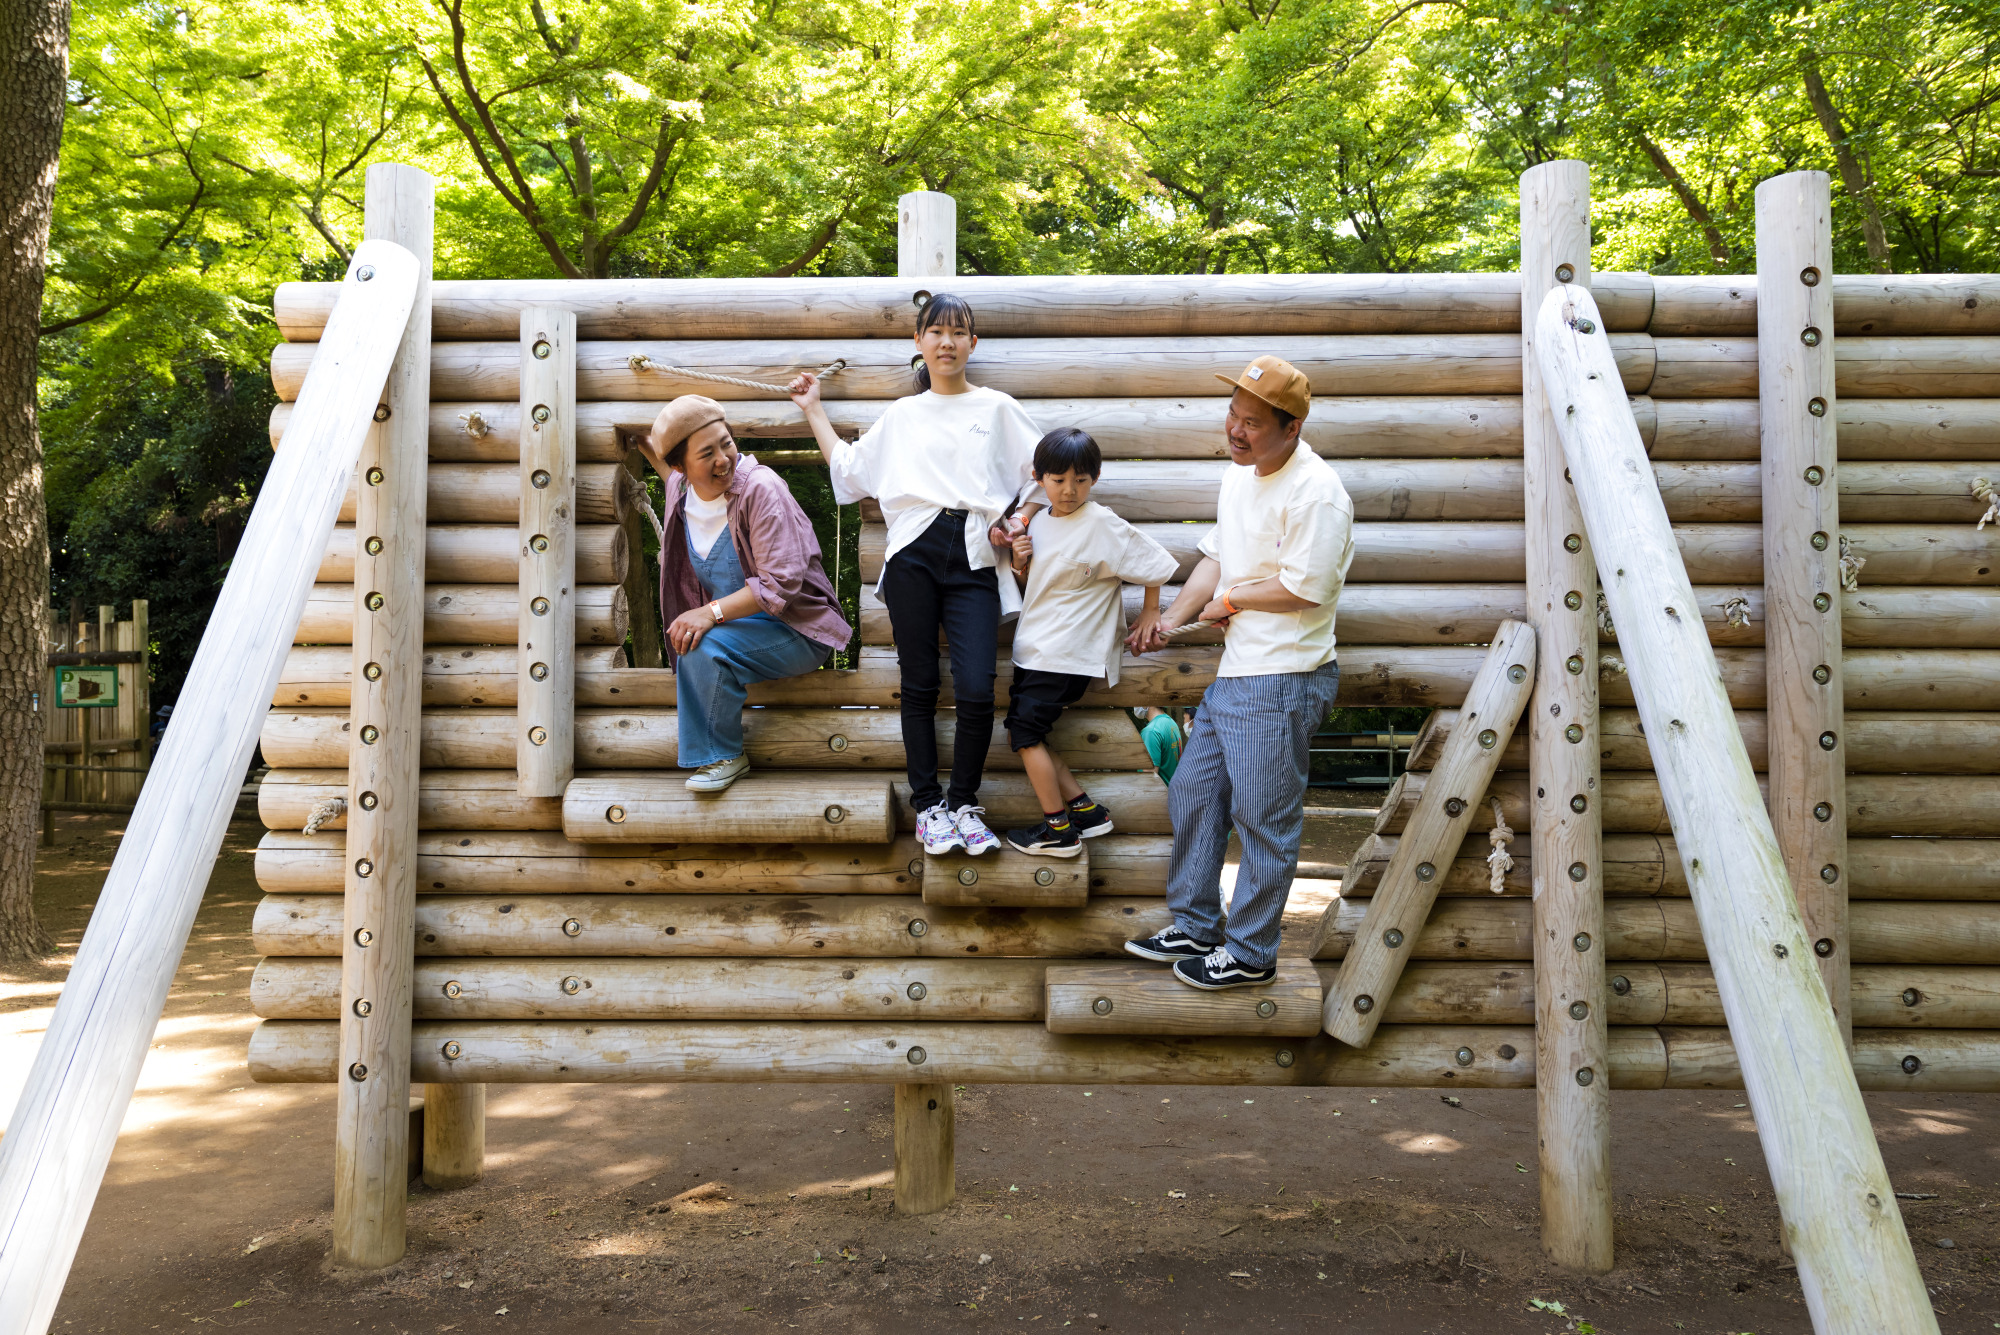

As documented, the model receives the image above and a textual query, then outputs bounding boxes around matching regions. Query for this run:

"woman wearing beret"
[636,395,852,792]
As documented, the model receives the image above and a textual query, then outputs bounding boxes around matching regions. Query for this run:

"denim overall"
[675,516,827,767]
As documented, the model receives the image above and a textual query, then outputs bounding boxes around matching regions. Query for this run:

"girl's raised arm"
[786,371,847,464]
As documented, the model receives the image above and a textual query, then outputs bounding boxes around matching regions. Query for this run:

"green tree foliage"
[35,0,2000,701]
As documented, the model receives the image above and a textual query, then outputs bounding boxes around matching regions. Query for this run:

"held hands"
[667,606,719,656]
[1124,604,1163,655]
[1008,529,1033,573]
[988,512,1029,554]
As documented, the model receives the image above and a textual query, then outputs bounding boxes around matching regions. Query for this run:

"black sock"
[1068,792,1097,812]
[1044,810,1071,829]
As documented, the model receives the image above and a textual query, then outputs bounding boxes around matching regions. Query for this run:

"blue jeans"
[677,614,829,767]
[1165,662,1341,969]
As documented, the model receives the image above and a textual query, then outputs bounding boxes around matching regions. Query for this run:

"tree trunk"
[1801,57,1893,274]
[1626,122,1731,267]
[0,0,70,959]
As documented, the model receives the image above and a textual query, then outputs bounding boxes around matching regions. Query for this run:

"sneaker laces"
[953,804,990,830]
[1202,945,1237,971]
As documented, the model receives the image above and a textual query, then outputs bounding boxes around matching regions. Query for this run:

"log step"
[922,846,1089,908]
[1044,960,1324,1036]
[562,774,897,845]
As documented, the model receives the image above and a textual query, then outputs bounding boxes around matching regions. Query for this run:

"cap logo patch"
[1247,366,1264,380]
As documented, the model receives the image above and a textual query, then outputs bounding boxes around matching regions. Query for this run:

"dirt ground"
[4,813,1998,1334]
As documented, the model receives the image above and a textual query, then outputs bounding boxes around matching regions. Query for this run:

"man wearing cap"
[636,395,851,792]
[1124,356,1355,989]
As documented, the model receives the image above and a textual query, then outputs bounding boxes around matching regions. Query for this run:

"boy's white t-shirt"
[827,386,1044,614]
[1013,501,1178,686]
[1197,445,1355,678]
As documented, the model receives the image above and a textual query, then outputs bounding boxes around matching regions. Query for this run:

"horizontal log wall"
[246,1018,2000,1091]
[256,265,2000,1096]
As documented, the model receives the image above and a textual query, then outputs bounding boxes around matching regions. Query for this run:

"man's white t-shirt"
[827,386,1044,614]
[1197,445,1354,678]
[1013,501,1178,686]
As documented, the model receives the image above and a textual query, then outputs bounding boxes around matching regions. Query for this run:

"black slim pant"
[881,509,1000,812]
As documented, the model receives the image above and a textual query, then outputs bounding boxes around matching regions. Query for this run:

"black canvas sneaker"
[1124,926,1218,962]
[1067,795,1115,838]
[1006,817,1083,858]
[1173,946,1278,990]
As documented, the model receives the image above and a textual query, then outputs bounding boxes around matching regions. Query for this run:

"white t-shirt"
[1013,502,1178,686]
[827,386,1044,614]
[1197,445,1355,678]
[682,489,730,560]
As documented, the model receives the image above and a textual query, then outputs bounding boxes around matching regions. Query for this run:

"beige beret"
[649,395,727,456]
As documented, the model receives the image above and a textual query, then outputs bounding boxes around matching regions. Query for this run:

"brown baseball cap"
[1215,355,1311,420]
[649,395,727,459]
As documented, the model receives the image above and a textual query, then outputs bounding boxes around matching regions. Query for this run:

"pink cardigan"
[658,456,852,659]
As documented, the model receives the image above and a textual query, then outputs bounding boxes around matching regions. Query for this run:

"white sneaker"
[685,754,749,792]
[952,805,1002,857]
[917,803,964,855]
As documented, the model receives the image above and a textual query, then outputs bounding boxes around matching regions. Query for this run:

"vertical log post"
[898,192,957,280]
[1520,160,1612,1272]
[421,1083,486,1190]
[0,239,417,1333]
[1534,282,1938,1335]
[893,1082,955,1215]
[131,599,150,769]
[1758,172,1849,1047]
[518,307,577,796]
[890,191,957,1214]
[334,164,434,1269]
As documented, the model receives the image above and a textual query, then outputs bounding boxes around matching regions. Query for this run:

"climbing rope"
[1158,618,1220,642]
[302,796,346,835]
[1596,591,1616,639]
[616,465,666,547]
[1974,477,1998,531]
[1718,593,1751,629]
[1486,798,1515,895]
[1838,532,1866,592]
[1599,653,1628,678]
[628,354,851,398]
[459,410,490,439]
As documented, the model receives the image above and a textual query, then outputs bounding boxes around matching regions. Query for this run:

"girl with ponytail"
[790,294,1043,856]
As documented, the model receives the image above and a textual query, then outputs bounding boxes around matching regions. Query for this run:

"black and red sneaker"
[1067,795,1115,838]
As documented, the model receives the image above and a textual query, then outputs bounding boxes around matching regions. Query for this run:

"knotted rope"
[1718,593,1751,629]
[1599,653,1628,678]
[628,354,851,398]
[618,466,666,547]
[459,410,490,439]
[1975,477,1998,531]
[302,796,346,835]
[1838,532,1866,591]
[1596,592,1616,639]
[1486,798,1515,895]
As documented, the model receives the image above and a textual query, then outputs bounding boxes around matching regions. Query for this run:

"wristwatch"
[709,601,726,623]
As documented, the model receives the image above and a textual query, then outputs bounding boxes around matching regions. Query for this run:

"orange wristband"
[1220,586,1241,617]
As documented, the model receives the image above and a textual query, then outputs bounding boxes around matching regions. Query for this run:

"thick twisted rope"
[1718,593,1752,629]
[302,796,346,835]
[1975,477,1998,531]
[1839,532,1866,591]
[628,353,850,397]
[1596,591,1616,639]
[1486,798,1515,895]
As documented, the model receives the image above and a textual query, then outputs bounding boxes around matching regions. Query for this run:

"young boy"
[1002,428,1178,857]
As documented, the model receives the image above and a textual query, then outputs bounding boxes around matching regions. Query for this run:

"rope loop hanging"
[1974,476,1998,531]
[628,354,851,398]
[1486,798,1515,895]
[1838,532,1866,591]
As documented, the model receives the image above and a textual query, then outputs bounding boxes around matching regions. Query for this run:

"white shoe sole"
[685,761,749,792]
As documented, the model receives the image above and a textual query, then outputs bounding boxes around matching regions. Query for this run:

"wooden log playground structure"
[2,160,1998,1331]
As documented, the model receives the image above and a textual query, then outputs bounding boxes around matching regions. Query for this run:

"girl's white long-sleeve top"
[826,385,1045,614]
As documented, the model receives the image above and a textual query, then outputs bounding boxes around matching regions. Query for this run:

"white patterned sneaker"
[951,805,1002,857]
[917,803,964,855]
